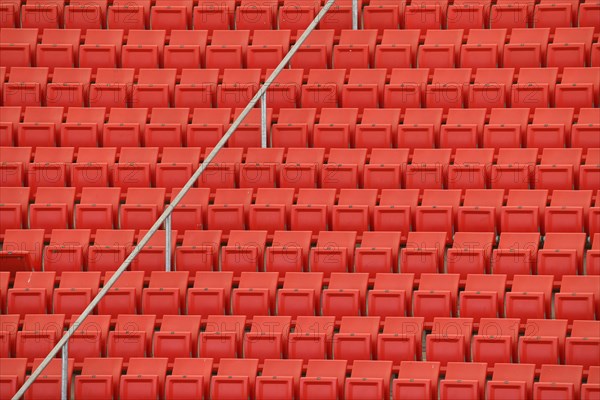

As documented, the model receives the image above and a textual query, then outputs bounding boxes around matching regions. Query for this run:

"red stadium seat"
[142,271,188,317]
[0,229,44,272]
[131,229,177,274]
[494,231,540,278]
[206,30,250,70]
[565,320,600,370]
[459,274,507,321]
[321,148,367,189]
[519,318,568,367]
[419,29,463,69]
[322,272,368,318]
[393,361,440,400]
[440,362,488,400]
[0,28,38,68]
[506,275,554,322]
[67,314,110,362]
[153,315,201,360]
[405,148,451,190]
[7,271,55,315]
[132,68,177,109]
[384,69,429,111]
[29,187,76,233]
[151,0,193,32]
[416,189,461,242]
[377,317,424,364]
[145,108,190,150]
[25,358,74,400]
[413,274,460,322]
[401,231,447,277]
[119,357,168,400]
[121,29,166,70]
[461,29,506,68]
[342,69,386,110]
[175,230,222,274]
[512,67,558,110]
[200,315,246,360]
[301,69,345,109]
[299,359,347,400]
[288,315,335,360]
[504,28,550,69]
[88,230,135,274]
[375,29,420,69]
[367,273,414,317]
[555,276,600,321]
[277,272,323,317]
[43,229,91,273]
[255,359,303,400]
[107,315,156,360]
[310,231,357,276]
[166,358,213,400]
[187,271,233,315]
[17,314,65,361]
[156,148,201,191]
[36,29,80,69]
[0,187,29,235]
[79,29,124,70]
[89,68,134,109]
[75,358,123,400]
[487,363,536,400]
[345,360,393,400]
[243,315,291,361]
[119,187,165,231]
[248,188,294,232]
[231,271,278,316]
[355,231,401,276]
[472,317,520,364]
[221,230,267,274]
[206,188,253,232]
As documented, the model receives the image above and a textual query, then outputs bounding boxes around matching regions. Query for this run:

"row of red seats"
[2,66,598,114]
[2,309,599,371]
[1,28,598,71]
[2,264,598,323]
[1,0,599,34]
[2,184,599,238]
[2,147,597,194]
[3,357,597,400]
[2,106,599,152]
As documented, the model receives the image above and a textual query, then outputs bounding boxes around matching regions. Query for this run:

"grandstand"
[0,0,599,399]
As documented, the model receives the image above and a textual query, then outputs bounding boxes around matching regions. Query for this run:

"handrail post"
[165,215,172,272]
[61,342,68,400]
[11,2,337,399]
[352,0,358,29]
[261,93,267,148]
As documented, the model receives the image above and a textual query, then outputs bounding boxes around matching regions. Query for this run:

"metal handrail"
[12,1,337,398]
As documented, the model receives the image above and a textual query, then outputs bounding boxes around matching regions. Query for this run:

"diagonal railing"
[11,0,340,398]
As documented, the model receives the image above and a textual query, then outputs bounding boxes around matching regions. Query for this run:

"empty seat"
[418,29,463,68]
[89,68,134,109]
[461,29,507,68]
[255,359,303,400]
[165,358,213,400]
[511,67,558,110]
[207,188,253,232]
[405,148,451,190]
[355,231,401,276]
[25,358,74,400]
[345,360,393,400]
[36,29,81,69]
[442,111,488,151]
[483,108,529,151]
[301,69,345,109]
[290,188,336,233]
[373,189,419,241]
[151,0,193,31]
[187,271,233,316]
[556,67,600,110]
[88,230,135,273]
[341,69,386,110]
[218,68,261,110]
[186,107,230,147]
[506,275,554,322]
[440,362,488,400]
[322,273,368,318]
[240,148,285,189]
[17,106,63,148]
[17,314,65,361]
[290,29,335,71]
[0,229,45,272]
[368,273,414,317]
[200,315,246,360]
[75,187,120,231]
[459,274,507,321]
[193,0,234,32]
[271,108,317,148]
[547,189,594,234]
[119,187,165,230]
[221,230,267,274]
[536,148,583,192]
[457,190,504,236]
[333,29,378,69]
[131,229,177,274]
[374,29,420,69]
[43,229,91,273]
[280,148,325,189]
[67,314,110,362]
[61,108,107,149]
[426,317,473,366]
[7,271,56,315]
[248,188,294,232]
[384,69,429,111]
[426,68,471,110]
[79,29,124,70]
[75,358,123,400]
[393,361,441,400]
[29,187,76,233]
[142,271,188,317]
[152,315,201,360]
[491,148,538,191]
[332,189,378,234]
[132,68,177,109]
[486,363,536,400]
[534,365,584,400]
[198,147,243,190]
[0,28,38,68]
[107,314,156,360]
[277,272,323,317]
[519,319,568,366]
[119,357,168,400]
[175,230,222,274]
[205,30,250,70]
[310,231,357,276]
[145,108,191,149]
[377,317,424,364]
[501,189,548,233]
[413,274,461,322]
[121,29,166,69]
[164,30,208,71]
[288,316,335,360]
[472,317,520,364]
[231,271,278,316]
[565,320,600,370]
[356,110,402,151]
[405,0,446,31]
[538,232,586,278]
[415,189,461,242]
[534,0,579,30]
[236,0,278,30]
[21,0,65,29]
[401,231,447,277]
[248,30,291,71]
[583,366,600,400]
[527,107,574,149]
[64,0,107,31]
[156,148,201,192]
[504,28,551,69]
[321,148,367,189]
[299,359,347,400]
[0,187,29,235]
[243,315,291,361]
[555,276,600,321]
[333,316,380,363]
